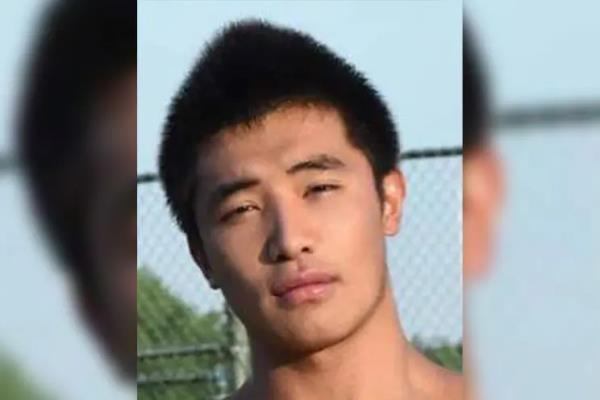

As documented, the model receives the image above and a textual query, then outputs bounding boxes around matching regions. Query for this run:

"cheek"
[205,227,274,328]
[317,186,386,271]
[207,225,266,291]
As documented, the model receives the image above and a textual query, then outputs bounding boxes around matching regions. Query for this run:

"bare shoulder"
[409,347,464,400]
[424,356,464,400]
[437,367,464,400]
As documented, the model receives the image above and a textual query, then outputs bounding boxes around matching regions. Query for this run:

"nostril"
[275,253,291,263]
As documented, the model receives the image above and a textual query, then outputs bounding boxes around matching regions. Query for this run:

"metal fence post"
[223,303,237,394]
[223,303,249,393]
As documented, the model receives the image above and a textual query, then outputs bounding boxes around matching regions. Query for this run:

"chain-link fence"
[137,147,463,399]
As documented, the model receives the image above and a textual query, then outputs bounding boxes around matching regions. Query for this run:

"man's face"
[191,105,404,355]
[85,70,137,377]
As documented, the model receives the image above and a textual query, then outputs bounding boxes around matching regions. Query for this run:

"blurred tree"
[412,336,463,372]
[137,267,230,400]
[0,352,55,400]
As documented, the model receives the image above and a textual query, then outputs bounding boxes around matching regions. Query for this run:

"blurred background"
[466,1,600,399]
[0,1,135,399]
[137,1,462,399]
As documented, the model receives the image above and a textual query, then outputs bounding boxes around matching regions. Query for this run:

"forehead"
[196,105,355,180]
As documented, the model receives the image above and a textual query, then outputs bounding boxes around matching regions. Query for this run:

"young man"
[159,20,462,399]
[17,0,136,379]
[463,24,503,283]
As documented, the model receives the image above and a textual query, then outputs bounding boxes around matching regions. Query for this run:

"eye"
[220,204,259,223]
[304,183,341,198]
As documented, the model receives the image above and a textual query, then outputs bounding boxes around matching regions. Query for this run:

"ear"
[464,148,503,215]
[187,233,220,289]
[463,147,504,280]
[381,168,406,236]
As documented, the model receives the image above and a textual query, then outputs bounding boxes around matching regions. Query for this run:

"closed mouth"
[271,272,337,297]
[270,271,339,306]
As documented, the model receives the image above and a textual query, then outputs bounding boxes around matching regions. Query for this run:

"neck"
[243,282,418,400]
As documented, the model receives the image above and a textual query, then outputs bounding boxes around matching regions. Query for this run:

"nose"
[265,196,315,264]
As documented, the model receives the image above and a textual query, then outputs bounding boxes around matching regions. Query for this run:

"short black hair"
[464,22,490,152]
[159,19,400,238]
[17,0,136,290]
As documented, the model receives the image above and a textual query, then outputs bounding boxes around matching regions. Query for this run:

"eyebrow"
[207,178,260,211]
[206,154,346,210]
[286,154,346,175]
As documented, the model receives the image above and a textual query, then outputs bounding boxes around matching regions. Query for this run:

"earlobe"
[187,234,219,289]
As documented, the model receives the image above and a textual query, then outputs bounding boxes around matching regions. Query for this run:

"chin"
[289,327,347,354]
[268,308,364,358]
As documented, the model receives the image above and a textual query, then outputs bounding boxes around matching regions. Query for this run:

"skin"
[463,144,503,282]
[187,104,463,399]
[80,70,137,379]
[463,141,504,400]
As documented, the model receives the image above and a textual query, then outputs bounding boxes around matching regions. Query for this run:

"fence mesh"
[137,147,463,399]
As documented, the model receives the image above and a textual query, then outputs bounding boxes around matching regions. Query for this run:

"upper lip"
[270,270,337,297]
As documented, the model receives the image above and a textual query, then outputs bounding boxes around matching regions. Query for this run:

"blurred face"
[190,105,404,356]
[463,144,503,282]
[84,70,136,377]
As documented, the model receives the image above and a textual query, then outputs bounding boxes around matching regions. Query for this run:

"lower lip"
[277,281,336,307]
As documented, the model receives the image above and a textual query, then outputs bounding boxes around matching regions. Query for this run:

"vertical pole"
[223,303,249,394]
[232,315,249,388]
[223,303,238,395]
